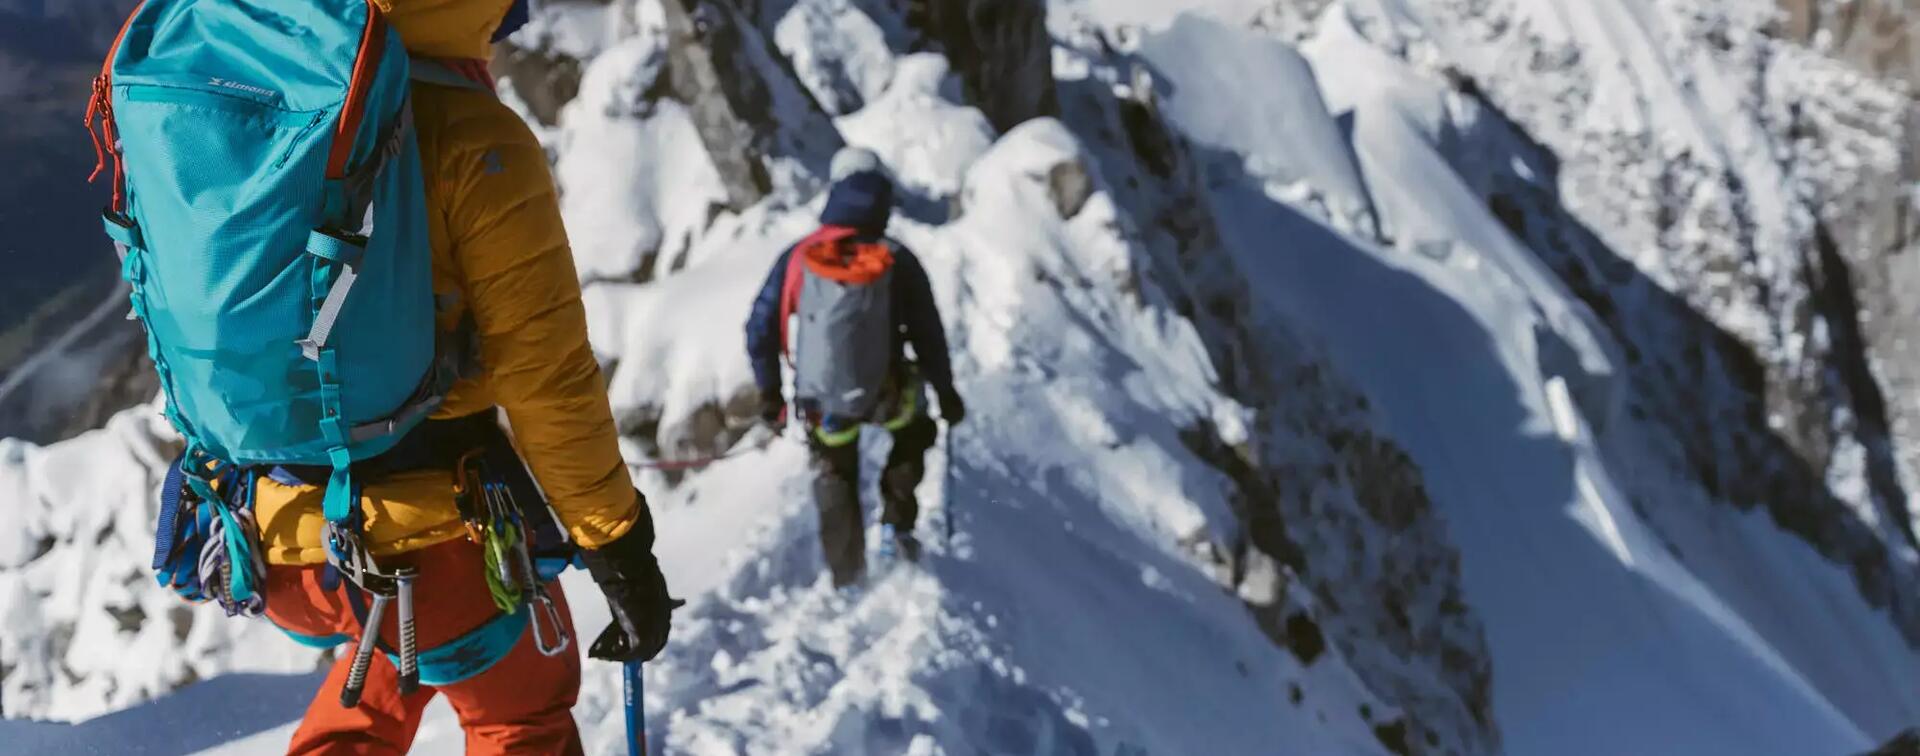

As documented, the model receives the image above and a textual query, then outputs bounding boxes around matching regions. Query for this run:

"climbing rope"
[626,431,782,473]
[192,474,268,618]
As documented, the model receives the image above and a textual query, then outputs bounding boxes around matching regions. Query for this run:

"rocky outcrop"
[0,280,151,445]
[1867,727,1920,756]
[1780,0,1920,83]
[659,0,842,208]
[906,0,1058,132]
[1054,39,1497,754]
[1300,0,1920,646]
[1776,0,1920,550]
[493,42,586,126]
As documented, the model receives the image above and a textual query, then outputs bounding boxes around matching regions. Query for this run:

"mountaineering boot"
[894,530,923,563]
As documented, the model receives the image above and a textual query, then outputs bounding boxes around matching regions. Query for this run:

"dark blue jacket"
[744,239,955,402]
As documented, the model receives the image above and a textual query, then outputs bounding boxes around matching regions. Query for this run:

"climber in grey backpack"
[744,148,966,587]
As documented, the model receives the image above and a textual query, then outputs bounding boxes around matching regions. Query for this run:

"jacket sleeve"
[891,247,955,395]
[438,92,638,548]
[744,248,792,395]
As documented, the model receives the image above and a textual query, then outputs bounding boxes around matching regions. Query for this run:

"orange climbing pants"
[263,538,584,755]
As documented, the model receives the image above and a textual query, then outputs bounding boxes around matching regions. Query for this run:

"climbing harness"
[804,369,926,449]
[255,412,573,702]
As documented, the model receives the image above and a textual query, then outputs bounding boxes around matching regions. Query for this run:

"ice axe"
[592,597,684,756]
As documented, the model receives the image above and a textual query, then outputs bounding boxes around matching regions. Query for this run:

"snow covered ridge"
[1295,0,1920,644]
[8,0,1920,754]
[0,403,324,721]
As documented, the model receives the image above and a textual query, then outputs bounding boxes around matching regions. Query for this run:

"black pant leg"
[809,440,865,587]
[879,413,938,532]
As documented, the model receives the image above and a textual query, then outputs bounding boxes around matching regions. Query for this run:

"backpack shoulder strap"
[409,56,495,93]
[779,249,806,357]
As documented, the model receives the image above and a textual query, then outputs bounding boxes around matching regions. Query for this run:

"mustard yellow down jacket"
[255,0,638,565]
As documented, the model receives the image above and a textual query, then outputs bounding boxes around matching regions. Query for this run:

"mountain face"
[5,1,1920,754]
[0,0,149,444]
[1780,0,1920,84]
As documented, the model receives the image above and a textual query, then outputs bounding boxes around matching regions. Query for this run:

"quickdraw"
[454,450,571,657]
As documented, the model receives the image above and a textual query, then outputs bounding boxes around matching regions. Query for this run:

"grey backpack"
[786,235,898,419]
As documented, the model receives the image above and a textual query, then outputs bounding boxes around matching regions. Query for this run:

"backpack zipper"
[85,0,146,215]
[112,84,328,171]
[327,0,389,179]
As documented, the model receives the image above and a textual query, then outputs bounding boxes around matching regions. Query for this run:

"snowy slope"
[6,0,1920,754]
[1243,9,1910,750]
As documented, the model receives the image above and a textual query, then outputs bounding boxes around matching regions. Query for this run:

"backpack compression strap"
[314,57,489,525]
[310,95,419,524]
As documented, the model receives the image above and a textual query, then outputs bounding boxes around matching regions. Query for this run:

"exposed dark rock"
[1865,728,1920,755]
[0,277,152,445]
[906,0,1058,132]
[659,0,842,210]
[106,604,145,636]
[1048,159,1093,219]
[1373,718,1413,756]
[168,606,193,644]
[1781,0,1920,85]
[55,347,155,442]
[1061,49,1497,752]
[1453,85,1920,645]
[492,42,584,126]
[1283,612,1326,665]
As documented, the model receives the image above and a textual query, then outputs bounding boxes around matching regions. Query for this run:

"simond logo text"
[209,77,276,99]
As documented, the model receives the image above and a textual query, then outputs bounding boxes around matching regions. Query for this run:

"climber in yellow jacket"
[244,2,676,753]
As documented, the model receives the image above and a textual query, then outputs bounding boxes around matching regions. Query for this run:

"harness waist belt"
[276,608,528,687]
[273,410,503,485]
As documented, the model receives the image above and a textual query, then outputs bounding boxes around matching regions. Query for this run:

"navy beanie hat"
[819,170,894,232]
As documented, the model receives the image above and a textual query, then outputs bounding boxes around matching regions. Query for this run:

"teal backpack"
[88,0,448,610]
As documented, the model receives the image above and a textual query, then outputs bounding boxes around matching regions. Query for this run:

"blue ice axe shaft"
[623,660,646,755]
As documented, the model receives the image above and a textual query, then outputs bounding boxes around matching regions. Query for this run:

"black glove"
[937,388,966,426]
[579,492,682,662]
[758,390,786,427]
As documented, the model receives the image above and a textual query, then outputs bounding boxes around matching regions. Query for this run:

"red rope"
[627,434,780,472]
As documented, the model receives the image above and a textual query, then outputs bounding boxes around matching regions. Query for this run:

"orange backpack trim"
[801,237,894,284]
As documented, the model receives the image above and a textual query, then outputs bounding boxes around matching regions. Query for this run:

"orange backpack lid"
[800,235,894,285]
